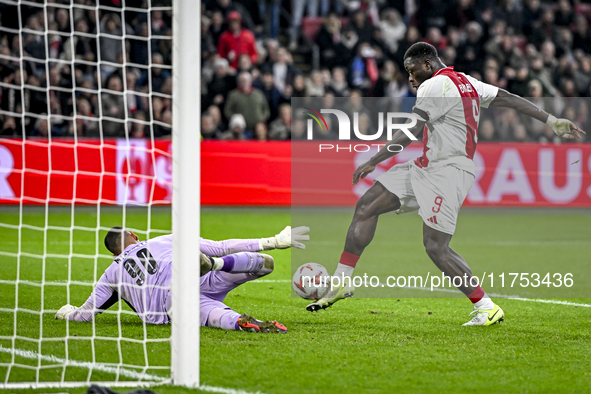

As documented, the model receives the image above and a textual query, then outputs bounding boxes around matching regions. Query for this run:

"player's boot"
[306,282,355,312]
[462,303,504,326]
[261,253,274,272]
[237,314,287,333]
[200,252,213,276]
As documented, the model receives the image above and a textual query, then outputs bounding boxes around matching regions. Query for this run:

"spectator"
[156,109,172,137]
[306,70,325,97]
[530,7,559,47]
[290,74,307,97]
[254,122,268,140]
[208,0,258,32]
[455,22,485,73]
[33,117,50,137]
[425,27,447,53]
[350,42,379,92]
[479,118,498,141]
[485,34,525,70]
[268,103,291,140]
[272,47,296,95]
[207,105,226,134]
[217,12,257,69]
[209,11,225,45]
[529,55,559,97]
[373,60,408,98]
[254,67,285,120]
[445,0,477,30]
[220,113,247,140]
[101,75,125,137]
[326,67,350,97]
[573,15,591,52]
[130,22,150,65]
[72,98,99,136]
[202,113,221,139]
[506,63,531,98]
[130,111,148,138]
[379,9,406,53]
[224,72,270,132]
[523,79,550,139]
[350,10,376,44]
[99,14,123,76]
[554,0,573,28]
[61,19,97,68]
[393,26,421,69]
[147,53,171,93]
[494,0,523,33]
[317,14,348,69]
[205,58,237,110]
[522,0,542,38]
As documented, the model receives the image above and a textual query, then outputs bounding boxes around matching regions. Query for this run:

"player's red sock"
[467,285,494,309]
[340,251,359,267]
[333,251,359,278]
[467,285,485,303]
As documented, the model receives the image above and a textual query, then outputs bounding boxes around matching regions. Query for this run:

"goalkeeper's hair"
[404,42,439,64]
[105,226,126,255]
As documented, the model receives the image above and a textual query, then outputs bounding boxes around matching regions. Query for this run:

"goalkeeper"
[55,226,310,333]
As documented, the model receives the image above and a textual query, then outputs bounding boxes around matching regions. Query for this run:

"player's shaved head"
[403,42,445,89]
[105,227,139,255]
[404,42,439,64]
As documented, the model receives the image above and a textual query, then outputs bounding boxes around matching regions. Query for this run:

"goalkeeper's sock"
[333,251,359,278]
[206,308,242,331]
[216,252,265,273]
[467,285,494,310]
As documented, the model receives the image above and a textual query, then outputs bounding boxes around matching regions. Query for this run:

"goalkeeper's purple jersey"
[68,235,262,324]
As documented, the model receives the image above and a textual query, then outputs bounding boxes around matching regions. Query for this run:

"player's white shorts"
[375,160,474,235]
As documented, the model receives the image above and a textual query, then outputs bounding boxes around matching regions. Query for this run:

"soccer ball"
[292,263,330,300]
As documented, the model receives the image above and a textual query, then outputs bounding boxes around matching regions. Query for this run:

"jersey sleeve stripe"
[412,107,430,122]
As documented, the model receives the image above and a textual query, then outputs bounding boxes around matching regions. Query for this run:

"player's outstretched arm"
[260,226,310,250]
[352,118,426,185]
[490,89,586,139]
[200,226,311,256]
[55,273,118,322]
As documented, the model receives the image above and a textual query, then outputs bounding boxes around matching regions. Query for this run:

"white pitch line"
[0,345,166,382]
[0,346,266,394]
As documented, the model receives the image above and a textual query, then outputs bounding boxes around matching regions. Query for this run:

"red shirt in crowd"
[218,28,258,69]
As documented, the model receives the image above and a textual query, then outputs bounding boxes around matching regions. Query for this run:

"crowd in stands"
[1,0,591,142]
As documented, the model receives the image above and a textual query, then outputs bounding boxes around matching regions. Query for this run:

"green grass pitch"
[0,206,590,393]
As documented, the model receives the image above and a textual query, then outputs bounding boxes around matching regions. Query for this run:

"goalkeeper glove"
[260,226,310,250]
[55,304,77,320]
[546,115,578,138]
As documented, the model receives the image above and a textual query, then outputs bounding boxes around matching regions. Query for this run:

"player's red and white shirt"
[411,66,498,175]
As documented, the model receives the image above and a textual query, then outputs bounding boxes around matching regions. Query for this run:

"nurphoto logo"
[304,108,419,141]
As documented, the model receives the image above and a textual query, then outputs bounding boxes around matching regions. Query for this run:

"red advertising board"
[292,142,591,207]
[0,139,590,207]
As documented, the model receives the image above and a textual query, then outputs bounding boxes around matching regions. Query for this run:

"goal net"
[0,0,200,388]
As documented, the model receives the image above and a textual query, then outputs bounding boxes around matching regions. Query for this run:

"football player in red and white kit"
[307,42,585,325]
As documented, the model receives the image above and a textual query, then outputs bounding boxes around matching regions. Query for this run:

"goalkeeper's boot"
[237,314,287,333]
[462,303,504,326]
[306,282,355,312]
[200,252,213,276]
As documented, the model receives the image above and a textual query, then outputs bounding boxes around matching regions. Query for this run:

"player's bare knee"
[354,194,372,216]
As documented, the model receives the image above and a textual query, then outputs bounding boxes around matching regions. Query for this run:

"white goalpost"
[0,0,201,389]
[171,0,201,387]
